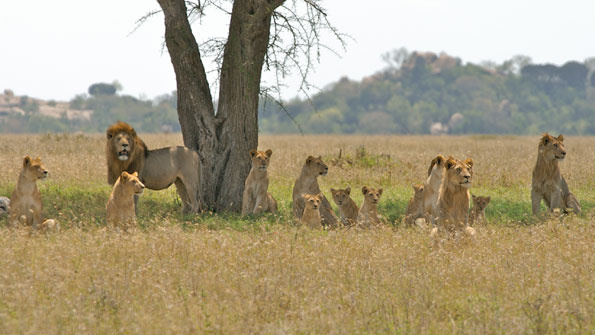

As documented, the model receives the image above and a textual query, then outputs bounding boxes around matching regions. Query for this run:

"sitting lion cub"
[404,184,425,226]
[300,193,323,229]
[9,156,56,230]
[469,195,491,226]
[106,171,145,229]
[330,187,359,227]
[357,186,383,227]
[242,149,277,215]
[292,156,338,228]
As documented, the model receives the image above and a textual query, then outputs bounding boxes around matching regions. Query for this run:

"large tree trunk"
[157,0,283,212]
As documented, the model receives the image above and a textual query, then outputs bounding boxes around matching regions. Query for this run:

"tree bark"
[157,0,284,212]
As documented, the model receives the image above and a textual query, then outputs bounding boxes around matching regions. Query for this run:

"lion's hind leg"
[174,178,192,214]
[564,192,581,215]
[267,193,278,213]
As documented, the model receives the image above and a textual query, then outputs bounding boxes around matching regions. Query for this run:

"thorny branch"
[137,0,348,131]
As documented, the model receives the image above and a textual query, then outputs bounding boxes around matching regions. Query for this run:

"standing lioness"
[531,133,581,215]
[292,156,338,228]
[242,149,277,215]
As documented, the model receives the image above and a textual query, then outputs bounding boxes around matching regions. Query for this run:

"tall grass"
[0,133,593,334]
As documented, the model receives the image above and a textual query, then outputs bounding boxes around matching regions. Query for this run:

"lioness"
[423,154,446,224]
[357,186,383,227]
[404,184,425,226]
[300,193,323,229]
[531,133,581,216]
[242,149,277,215]
[106,171,145,229]
[436,157,475,235]
[330,187,358,227]
[292,156,338,227]
[9,156,56,229]
[106,121,200,213]
[469,194,490,226]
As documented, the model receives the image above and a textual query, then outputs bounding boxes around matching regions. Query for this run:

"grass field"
[0,133,593,334]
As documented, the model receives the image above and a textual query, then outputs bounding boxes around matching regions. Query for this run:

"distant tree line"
[0,81,180,133]
[2,50,595,134]
[259,49,595,135]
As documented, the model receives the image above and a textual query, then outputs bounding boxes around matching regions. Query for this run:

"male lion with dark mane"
[531,133,581,216]
[106,121,201,213]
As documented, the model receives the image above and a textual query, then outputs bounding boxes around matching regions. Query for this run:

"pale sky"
[1,0,594,101]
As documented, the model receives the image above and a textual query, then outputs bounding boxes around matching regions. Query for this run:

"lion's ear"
[472,194,477,200]
[330,188,336,194]
[486,196,491,203]
[23,156,31,167]
[121,171,129,181]
[464,158,474,168]
[541,133,552,145]
[301,193,308,200]
[249,149,257,158]
[362,186,369,195]
[306,156,315,165]
[106,131,113,140]
[265,149,272,158]
[345,186,351,195]
[557,134,564,142]
[446,157,457,169]
[378,188,383,196]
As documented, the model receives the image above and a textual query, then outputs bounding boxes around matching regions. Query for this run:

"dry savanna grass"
[0,133,594,334]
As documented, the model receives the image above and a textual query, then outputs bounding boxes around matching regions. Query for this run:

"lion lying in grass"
[531,133,581,216]
[106,171,145,229]
[331,187,358,227]
[300,193,323,229]
[106,121,200,213]
[9,156,57,230]
[403,184,425,226]
[241,149,277,215]
[357,186,383,227]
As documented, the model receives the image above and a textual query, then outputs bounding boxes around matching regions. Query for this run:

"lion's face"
[302,193,322,210]
[305,156,328,176]
[362,186,383,205]
[331,187,351,206]
[120,171,145,195]
[412,184,424,200]
[472,195,491,211]
[249,149,272,171]
[445,157,473,189]
[110,132,134,161]
[539,133,566,161]
[22,156,49,181]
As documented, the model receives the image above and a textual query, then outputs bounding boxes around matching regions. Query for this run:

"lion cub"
[106,171,145,229]
[300,193,323,229]
[469,195,491,226]
[357,186,383,227]
[330,187,359,227]
[9,156,56,230]
[404,184,425,226]
[242,149,278,215]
